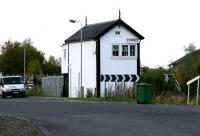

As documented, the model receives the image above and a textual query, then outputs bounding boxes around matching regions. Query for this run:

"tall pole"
[80,21,82,91]
[24,45,26,84]
[196,79,200,105]
[69,19,83,96]
[187,84,190,105]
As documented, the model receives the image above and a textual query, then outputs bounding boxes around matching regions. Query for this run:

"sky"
[0,0,200,68]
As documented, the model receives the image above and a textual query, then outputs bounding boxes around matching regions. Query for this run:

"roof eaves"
[65,38,94,44]
[120,19,145,40]
[94,20,118,39]
[169,49,200,66]
[95,19,145,40]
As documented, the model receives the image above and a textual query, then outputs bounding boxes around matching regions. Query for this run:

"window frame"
[112,45,119,56]
[130,45,136,56]
[122,45,129,56]
[111,43,137,58]
[115,31,120,35]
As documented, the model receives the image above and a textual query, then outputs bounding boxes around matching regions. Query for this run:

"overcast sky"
[0,0,200,68]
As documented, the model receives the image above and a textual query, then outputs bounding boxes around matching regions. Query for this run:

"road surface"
[0,97,200,136]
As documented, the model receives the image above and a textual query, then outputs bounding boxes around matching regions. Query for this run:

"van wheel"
[2,92,6,98]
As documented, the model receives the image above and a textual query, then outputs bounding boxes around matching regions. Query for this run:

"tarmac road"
[0,97,200,136]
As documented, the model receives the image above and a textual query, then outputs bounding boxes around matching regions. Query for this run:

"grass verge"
[70,97,136,102]
[26,90,41,97]
[152,95,187,105]
[70,95,189,105]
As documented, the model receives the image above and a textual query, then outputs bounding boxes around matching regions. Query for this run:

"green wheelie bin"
[137,83,152,104]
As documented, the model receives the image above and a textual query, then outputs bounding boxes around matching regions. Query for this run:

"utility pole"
[24,45,26,85]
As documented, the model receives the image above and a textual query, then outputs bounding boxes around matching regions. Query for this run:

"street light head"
[69,19,76,23]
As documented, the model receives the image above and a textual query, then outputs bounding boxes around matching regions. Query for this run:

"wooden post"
[115,82,117,97]
[196,79,200,105]
[187,84,190,105]
[104,81,107,98]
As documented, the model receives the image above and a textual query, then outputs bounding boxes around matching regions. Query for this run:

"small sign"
[127,38,138,42]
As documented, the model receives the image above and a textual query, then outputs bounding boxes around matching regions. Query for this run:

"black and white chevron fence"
[100,74,139,82]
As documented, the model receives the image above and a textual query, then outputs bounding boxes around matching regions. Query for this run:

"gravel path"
[0,116,40,136]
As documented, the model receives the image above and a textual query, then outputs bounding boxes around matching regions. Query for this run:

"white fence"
[42,76,63,97]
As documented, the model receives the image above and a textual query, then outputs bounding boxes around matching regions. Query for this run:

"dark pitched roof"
[169,49,200,66]
[65,19,144,43]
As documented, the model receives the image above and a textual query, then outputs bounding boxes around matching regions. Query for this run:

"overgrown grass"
[25,90,41,97]
[25,88,193,105]
[152,96,187,105]
[70,96,187,105]
[152,92,187,105]
[70,97,136,102]
[70,97,103,102]
[70,94,189,105]
[105,97,136,102]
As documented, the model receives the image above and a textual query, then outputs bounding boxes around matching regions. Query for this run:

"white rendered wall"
[82,41,96,97]
[100,25,139,97]
[67,41,96,98]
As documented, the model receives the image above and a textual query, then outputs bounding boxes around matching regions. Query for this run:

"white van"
[0,76,25,98]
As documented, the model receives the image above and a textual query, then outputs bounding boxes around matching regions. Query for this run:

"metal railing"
[187,75,200,105]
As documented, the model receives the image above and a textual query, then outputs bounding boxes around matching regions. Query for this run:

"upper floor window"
[130,45,135,56]
[122,45,128,56]
[115,31,120,35]
[64,49,66,60]
[112,45,119,56]
[112,44,136,57]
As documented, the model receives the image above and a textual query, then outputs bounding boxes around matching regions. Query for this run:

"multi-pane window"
[130,45,135,56]
[115,31,120,35]
[112,44,136,57]
[122,45,128,56]
[64,49,66,60]
[112,45,119,56]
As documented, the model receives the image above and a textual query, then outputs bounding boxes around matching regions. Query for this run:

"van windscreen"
[3,77,22,85]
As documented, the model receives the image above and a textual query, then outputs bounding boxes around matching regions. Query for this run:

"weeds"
[26,90,41,97]
[153,91,187,104]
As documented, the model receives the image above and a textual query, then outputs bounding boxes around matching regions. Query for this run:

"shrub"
[140,66,176,96]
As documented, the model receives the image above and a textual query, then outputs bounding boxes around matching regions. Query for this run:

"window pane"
[130,45,135,56]
[122,45,128,56]
[3,77,22,85]
[112,45,119,56]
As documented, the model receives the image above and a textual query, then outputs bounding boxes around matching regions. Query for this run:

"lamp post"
[69,19,83,96]
[24,44,26,85]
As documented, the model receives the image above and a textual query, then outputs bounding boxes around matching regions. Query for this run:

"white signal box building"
[61,18,144,98]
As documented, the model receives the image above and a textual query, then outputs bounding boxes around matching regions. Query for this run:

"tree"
[184,43,196,54]
[0,39,45,75]
[27,60,43,75]
[175,50,200,93]
[0,41,23,74]
[43,56,61,75]
[0,39,61,76]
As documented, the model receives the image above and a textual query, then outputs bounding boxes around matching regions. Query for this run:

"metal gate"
[42,76,64,97]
